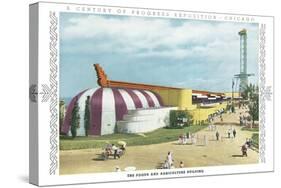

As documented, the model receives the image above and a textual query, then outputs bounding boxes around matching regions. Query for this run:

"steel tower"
[234,29,254,93]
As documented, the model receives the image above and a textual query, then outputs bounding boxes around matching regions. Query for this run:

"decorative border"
[259,23,267,163]
[49,11,59,175]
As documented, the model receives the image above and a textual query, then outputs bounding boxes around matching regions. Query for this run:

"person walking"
[167,151,173,169]
[240,116,243,126]
[216,131,220,141]
[227,129,231,138]
[241,144,248,157]
[233,129,237,138]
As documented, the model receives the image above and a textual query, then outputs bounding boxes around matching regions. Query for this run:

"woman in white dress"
[167,152,173,169]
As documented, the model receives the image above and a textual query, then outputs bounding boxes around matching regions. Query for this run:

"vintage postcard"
[29,2,274,186]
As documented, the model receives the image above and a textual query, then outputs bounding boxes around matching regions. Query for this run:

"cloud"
[59,13,259,97]
[61,15,258,62]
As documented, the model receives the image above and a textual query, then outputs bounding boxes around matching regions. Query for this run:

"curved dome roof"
[61,87,163,136]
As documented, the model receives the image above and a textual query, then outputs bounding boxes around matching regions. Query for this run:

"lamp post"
[231,78,235,113]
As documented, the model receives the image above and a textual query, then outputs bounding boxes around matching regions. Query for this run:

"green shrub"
[169,110,193,128]
[84,96,90,136]
[70,101,80,138]
[251,133,259,149]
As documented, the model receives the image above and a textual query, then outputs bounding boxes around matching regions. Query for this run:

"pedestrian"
[186,132,190,139]
[216,131,220,141]
[227,129,231,138]
[179,161,184,168]
[111,144,119,159]
[170,163,175,169]
[178,135,183,144]
[191,133,196,145]
[163,160,169,169]
[233,129,237,138]
[115,166,121,172]
[246,138,252,148]
[183,135,187,144]
[241,144,248,157]
[204,135,208,146]
[167,151,173,169]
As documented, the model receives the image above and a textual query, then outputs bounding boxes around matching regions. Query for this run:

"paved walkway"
[60,108,258,175]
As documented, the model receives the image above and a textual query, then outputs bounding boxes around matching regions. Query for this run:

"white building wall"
[101,88,116,135]
[117,107,178,134]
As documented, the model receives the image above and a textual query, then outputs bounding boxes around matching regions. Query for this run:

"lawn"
[60,125,207,150]
[241,126,259,150]
[241,126,259,132]
[251,133,259,149]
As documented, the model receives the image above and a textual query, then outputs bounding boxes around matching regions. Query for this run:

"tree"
[226,103,235,113]
[71,101,80,138]
[243,84,259,128]
[248,91,259,128]
[241,83,256,100]
[84,96,90,136]
[169,110,193,128]
[59,100,65,134]
[186,111,193,126]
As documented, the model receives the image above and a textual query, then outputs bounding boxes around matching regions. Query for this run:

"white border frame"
[29,1,274,186]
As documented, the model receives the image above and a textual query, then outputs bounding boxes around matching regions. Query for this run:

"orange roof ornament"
[93,63,180,90]
[93,63,224,96]
[94,64,110,87]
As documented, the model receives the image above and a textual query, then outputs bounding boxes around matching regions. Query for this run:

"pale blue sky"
[59,12,259,98]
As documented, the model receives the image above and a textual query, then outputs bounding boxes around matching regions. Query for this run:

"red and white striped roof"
[61,87,163,136]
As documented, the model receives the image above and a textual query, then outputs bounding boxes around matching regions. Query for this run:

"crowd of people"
[208,109,225,124]
[208,124,217,131]
[214,127,237,141]
[227,126,237,139]
[240,113,248,126]
[178,133,209,146]
[178,134,189,145]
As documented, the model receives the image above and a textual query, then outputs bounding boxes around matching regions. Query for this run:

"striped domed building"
[60,64,229,136]
[61,87,176,136]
